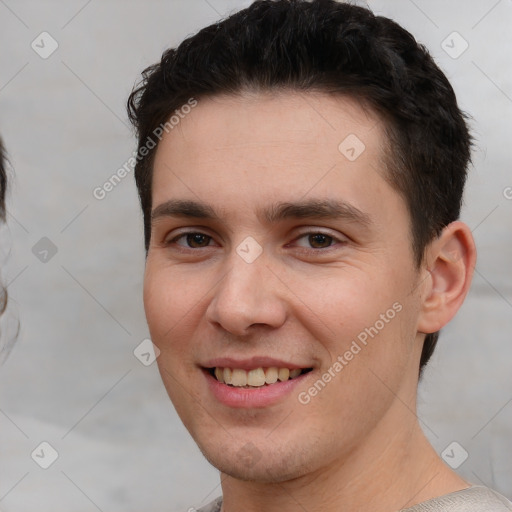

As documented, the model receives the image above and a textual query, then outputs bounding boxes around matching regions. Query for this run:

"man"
[127,1,512,511]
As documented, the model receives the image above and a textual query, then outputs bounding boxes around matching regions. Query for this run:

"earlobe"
[417,221,476,334]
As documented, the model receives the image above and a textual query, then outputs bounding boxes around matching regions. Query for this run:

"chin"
[197,438,317,483]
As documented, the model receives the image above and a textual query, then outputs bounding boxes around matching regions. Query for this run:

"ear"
[417,221,476,334]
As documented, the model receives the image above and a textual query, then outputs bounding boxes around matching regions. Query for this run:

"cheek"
[143,264,202,350]
[296,265,417,380]
[294,268,399,337]
[143,268,204,411]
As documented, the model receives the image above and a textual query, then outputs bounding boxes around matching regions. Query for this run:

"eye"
[167,231,215,249]
[292,231,345,250]
[164,229,346,251]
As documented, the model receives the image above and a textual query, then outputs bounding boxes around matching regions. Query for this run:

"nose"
[205,249,288,336]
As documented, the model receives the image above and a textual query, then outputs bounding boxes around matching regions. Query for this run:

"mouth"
[206,366,313,388]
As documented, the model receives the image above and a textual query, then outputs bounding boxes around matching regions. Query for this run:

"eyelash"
[165,230,346,252]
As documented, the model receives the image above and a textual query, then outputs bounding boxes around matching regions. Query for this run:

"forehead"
[154,90,384,167]
[151,90,402,229]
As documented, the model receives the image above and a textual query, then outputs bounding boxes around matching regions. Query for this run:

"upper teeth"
[214,367,303,387]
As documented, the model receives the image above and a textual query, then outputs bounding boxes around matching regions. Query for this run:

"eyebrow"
[151,198,372,227]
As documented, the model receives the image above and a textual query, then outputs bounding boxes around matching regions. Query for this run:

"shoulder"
[401,485,512,512]
[194,496,223,512]
[189,488,512,512]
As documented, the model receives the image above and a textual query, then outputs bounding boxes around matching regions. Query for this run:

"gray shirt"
[195,485,512,512]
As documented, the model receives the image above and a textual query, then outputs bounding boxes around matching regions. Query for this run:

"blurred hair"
[0,136,18,364]
[0,137,6,222]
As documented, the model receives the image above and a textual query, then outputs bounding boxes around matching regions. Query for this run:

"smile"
[209,367,313,388]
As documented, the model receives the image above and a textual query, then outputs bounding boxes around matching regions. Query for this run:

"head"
[127,0,475,483]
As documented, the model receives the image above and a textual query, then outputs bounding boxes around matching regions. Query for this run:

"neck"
[219,401,469,512]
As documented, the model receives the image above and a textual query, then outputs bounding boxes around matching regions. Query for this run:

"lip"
[202,367,312,408]
[201,356,308,371]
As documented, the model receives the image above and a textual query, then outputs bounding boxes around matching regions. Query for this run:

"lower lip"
[204,369,310,408]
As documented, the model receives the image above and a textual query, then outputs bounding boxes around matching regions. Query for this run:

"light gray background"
[0,1,511,511]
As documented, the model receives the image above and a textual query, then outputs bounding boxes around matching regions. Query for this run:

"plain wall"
[0,1,511,510]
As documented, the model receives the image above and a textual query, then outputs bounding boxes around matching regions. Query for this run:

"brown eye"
[169,232,213,248]
[293,231,343,250]
[307,233,333,249]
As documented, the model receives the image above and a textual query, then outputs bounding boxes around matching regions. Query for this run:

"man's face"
[144,91,426,482]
